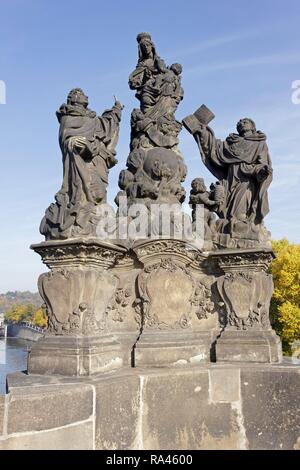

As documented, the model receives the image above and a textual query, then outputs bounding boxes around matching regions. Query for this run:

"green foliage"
[271,239,300,354]
[4,303,47,328]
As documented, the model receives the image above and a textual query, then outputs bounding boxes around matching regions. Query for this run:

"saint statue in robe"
[40,88,123,239]
[128,32,183,126]
[190,116,272,243]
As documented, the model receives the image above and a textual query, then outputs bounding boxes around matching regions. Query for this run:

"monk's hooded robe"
[194,126,272,228]
[40,102,121,239]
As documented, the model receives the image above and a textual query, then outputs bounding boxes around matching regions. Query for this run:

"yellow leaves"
[278,301,300,347]
[272,239,300,306]
[271,239,300,352]
[4,303,48,328]
[4,304,34,323]
[32,307,48,328]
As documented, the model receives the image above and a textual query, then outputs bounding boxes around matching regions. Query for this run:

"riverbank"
[0,338,32,394]
[6,323,44,342]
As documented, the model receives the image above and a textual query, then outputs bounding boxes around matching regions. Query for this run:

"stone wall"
[7,323,44,342]
[0,363,299,450]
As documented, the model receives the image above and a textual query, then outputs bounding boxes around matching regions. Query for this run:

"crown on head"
[136,32,152,43]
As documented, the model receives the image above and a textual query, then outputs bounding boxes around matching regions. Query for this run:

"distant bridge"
[18,321,46,334]
[6,322,46,341]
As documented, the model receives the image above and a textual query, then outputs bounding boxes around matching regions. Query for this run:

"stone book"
[182,104,215,133]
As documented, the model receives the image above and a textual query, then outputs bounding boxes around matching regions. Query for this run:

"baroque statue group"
[29,33,282,376]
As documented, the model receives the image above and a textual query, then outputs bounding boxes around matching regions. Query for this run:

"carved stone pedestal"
[215,330,282,363]
[133,239,219,367]
[29,239,127,376]
[211,249,282,363]
[134,331,213,367]
[106,251,142,366]
[28,335,123,376]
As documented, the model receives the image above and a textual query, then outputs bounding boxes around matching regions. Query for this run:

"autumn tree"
[271,239,300,355]
[4,303,47,328]
[32,307,48,328]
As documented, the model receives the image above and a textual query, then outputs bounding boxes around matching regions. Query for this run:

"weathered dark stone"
[189,177,218,248]
[95,374,141,450]
[40,90,123,240]
[132,239,218,367]
[28,240,134,376]
[184,108,272,249]
[106,254,142,366]
[7,383,93,433]
[116,33,188,238]
[241,367,300,449]
[211,249,282,363]
[31,239,126,338]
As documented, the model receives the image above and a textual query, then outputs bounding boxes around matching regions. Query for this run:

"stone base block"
[112,332,140,367]
[134,331,213,367]
[1,363,299,450]
[216,330,282,363]
[28,335,123,376]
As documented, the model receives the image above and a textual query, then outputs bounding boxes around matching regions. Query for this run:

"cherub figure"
[189,178,217,239]
[153,61,183,106]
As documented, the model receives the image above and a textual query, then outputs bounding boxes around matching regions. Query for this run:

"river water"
[0,338,32,394]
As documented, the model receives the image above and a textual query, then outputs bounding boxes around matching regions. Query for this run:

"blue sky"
[0,0,300,291]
